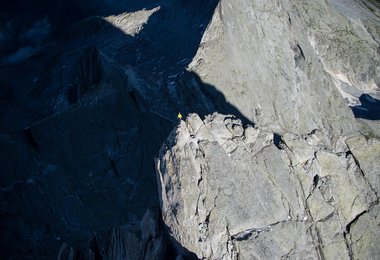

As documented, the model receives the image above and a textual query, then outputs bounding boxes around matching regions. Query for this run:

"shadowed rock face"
[156,113,380,259]
[0,1,221,258]
[0,0,379,259]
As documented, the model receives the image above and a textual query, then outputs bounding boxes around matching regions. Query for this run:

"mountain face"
[156,113,380,259]
[0,0,379,259]
[188,0,378,134]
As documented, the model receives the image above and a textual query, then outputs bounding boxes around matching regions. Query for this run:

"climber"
[177,112,183,120]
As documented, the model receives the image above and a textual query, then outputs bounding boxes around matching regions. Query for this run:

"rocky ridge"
[156,113,380,259]
[1,0,380,258]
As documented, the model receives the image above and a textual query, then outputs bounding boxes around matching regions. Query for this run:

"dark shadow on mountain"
[0,0,163,59]
[0,0,218,69]
[351,94,380,120]
[163,223,198,260]
[0,0,224,131]
[176,71,252,126]
[0,1,254,259]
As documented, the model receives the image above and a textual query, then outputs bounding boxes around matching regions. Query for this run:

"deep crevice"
[345,210,367,234]
[346,149,379,199]
[273,133,284,150]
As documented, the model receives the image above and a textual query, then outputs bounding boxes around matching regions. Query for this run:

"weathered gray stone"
[156,113,380,260]
[188,0,359,136]
[236,221,320,260]
[348,204,380,259]
[315,150,377,226]
[293,0,380,102]
[345,135,380,195]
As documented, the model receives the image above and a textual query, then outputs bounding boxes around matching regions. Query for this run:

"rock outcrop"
[1,0,380,258]
[155,4,380,256]
[156,113,380,259]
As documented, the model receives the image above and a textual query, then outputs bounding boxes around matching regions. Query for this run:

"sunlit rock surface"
[188,0,374,135]
[0,0,379,258]
[156,113,379,259]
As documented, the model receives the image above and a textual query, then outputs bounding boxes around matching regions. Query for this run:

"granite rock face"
[155,5,380,256]
[187,0,351,135]
[188,0,380,131]
[294,0,380,103]
[156,113,379,259]
[154,2,380,256]
[1,0,380,258]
